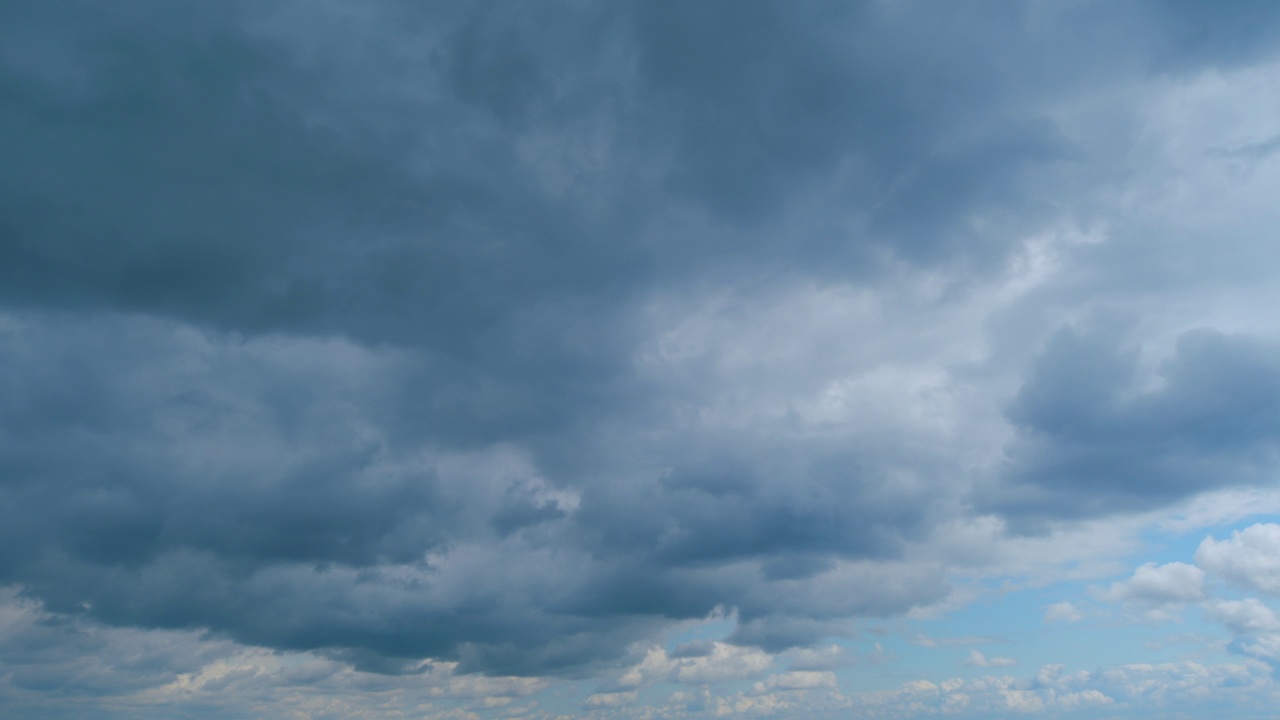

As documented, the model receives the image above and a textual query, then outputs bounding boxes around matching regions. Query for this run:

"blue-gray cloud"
[2,0,1279,687]
[985,326,1280,523]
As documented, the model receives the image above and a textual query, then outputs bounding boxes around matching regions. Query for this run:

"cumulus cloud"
[1207,598,1280,634]
[1196,523,1280,595]
[1100,561,1208,604]
[611,642,774,690]
[1098,562,1206,620]
[1103,527,1280,675]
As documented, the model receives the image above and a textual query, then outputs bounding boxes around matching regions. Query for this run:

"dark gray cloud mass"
[2,0,1279,680]
[986,325,1280,523]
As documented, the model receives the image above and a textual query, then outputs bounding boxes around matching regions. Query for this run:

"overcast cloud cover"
[4,1,1280,718]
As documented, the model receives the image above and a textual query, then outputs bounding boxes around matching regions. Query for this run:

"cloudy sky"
[4,1,1280,718]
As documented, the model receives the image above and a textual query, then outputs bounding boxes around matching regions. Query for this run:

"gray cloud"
[985,326,1280,523]
[2,0,1280,689]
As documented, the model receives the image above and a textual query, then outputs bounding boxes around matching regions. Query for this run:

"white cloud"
[1044,601,1083,623]
[751,670,838,694]
[1205,598,1280,635]
[1099,561,1205,617]
[1107,526,1280,674]
[429,672,548,700]
[1196,523,1280,595]
[614,642,774,689]
[1056,689,1114,710]
[782,644,850,671]
[584,690,637,708]
[670,644,773,685]
[1000,688,1044,712]
[965,649,1017,668]
[631,656,1278,720]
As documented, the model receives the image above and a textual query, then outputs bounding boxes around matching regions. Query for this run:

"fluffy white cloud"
[1205,598,1280,635]
[1099,562,1205,616]
[1196,523,1280,595]
[613,642,774,690]
[1094,526,1280,675]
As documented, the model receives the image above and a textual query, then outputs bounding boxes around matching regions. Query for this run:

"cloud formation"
[1196,523,1280,596]
[3,1,1280,716]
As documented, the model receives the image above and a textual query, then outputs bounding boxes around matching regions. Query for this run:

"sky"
[3,1,1280,718]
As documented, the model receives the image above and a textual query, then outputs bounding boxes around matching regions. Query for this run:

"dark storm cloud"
[0,0,1095,340]
[3,0,1279,680]
[984,325,1280,522]
[0,311,943,675]
[0,316,445,572]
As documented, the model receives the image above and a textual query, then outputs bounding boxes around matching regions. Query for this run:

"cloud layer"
[3,1,1280,716]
